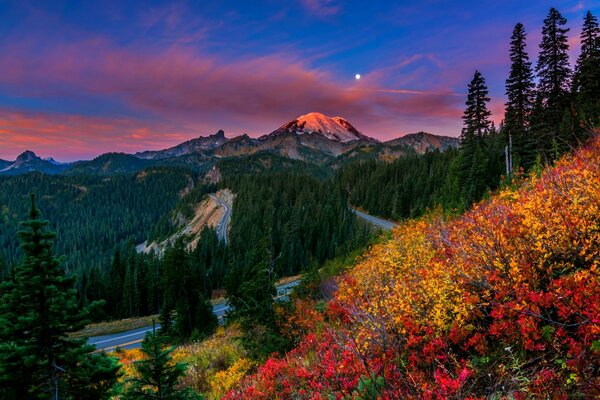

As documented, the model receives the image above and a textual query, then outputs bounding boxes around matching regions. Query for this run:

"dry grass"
[276,274,301,285]
[70,315,159,339]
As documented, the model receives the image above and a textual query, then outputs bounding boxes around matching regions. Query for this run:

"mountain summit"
[269,112,372,142]
[0,151,69,175]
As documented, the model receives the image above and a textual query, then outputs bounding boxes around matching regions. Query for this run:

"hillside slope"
[137,189,234,255]
[0,168,193,273]
[226,136,600,399]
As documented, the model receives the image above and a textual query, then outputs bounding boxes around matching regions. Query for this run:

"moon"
[355,74,361,80]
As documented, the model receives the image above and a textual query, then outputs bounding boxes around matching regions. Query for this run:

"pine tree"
[535,7,571,157]
[573,11,600,134]
[124,324,199,400]
[160,240,187,337]
[228,232,277,325]
[574,11,600,91]
[505,23,536,169]
[455,71,493,207]
[109,249,126,318]
[462,70,492,141]
[0,195,120,399]
[226,232,288,359]
[0,255,8,281]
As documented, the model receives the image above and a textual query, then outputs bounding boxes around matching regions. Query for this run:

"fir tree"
[0,195,120,400]
[535,7,571,157]
[124,323,199,400]
[462,70,492,142]
[226,232,288,359]
[109,249,126,318]
[574,11,600,91]
[456,71,493,207]
[505,23,536,169]
[0,255,8,281]
[573,11,600,134]
[227,232,277,326]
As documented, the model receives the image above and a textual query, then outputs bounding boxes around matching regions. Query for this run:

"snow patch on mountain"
[272,112,371,142]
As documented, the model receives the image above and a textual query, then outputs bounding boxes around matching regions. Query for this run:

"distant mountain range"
[0,150,70,175]
[0,112,459,176]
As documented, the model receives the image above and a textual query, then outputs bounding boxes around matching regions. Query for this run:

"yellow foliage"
[335,136,600,355]
[112,324,252,398]
[209,358,255,399]
[173,324,252,397]
[336,216,474,355]
[114,348,145,381]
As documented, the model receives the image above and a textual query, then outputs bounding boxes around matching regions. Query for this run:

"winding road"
[88,280,300,352]
[351,208,397,230]
[209,193,232,245]
[205,195,398,245]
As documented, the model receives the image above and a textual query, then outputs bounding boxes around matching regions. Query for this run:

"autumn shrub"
[115,324,252,399]
[226,136,600,399]
[174,324,254,399]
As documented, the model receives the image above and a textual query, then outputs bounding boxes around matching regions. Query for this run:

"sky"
[0,0,597,161]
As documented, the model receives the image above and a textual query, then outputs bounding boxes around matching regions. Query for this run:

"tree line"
[339,8,600,217]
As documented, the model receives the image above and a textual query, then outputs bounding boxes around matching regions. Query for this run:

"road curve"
[209,193,232,245]
[89,280,300,352]
[351,208,397,231]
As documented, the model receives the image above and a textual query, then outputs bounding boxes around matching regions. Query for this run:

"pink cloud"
[0,36,469,159]
[0,109,200,161]
[568,2,586,13]
[299,0,341,16]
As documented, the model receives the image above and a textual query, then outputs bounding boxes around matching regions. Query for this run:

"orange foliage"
[114,348,144,381]
[227,136,600,399]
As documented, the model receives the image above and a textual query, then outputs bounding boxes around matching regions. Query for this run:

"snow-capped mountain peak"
[274,112,370,142]
[44,157,63,165]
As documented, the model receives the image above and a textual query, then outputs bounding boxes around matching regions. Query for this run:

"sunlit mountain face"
[269,112,371,143]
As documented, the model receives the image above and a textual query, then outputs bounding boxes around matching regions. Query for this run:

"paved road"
[276,280,301,296]
[89,280,300,352]
[88,325,160,352]
[209,193,232,245]
[352,208,397,231]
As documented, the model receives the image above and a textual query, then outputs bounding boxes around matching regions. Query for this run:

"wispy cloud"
[568,2,586,13]
[299,0,341,16]
[0,35,467,159]
[346,87,463,96]
[0,108,196,161]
